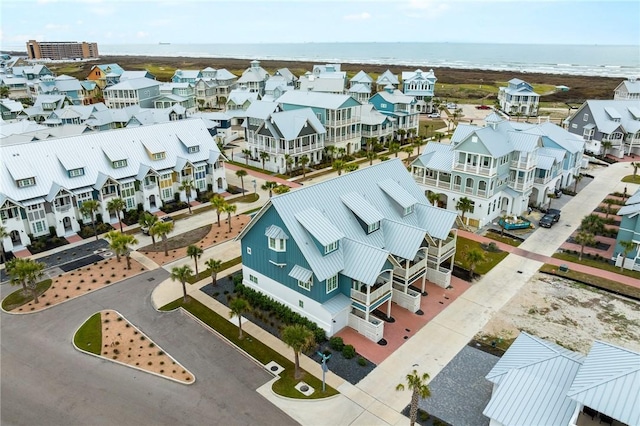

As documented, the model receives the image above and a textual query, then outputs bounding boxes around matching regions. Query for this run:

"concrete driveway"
[1,268,296,426]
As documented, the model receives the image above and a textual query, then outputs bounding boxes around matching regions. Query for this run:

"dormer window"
[69,168,84,177]
[112,160,127,168]
[404,205,415,216]
[324,240,338,254]
[17,177,35,187]
[188,146,200,153]
[153,152,166,160]
[368,221,380,234]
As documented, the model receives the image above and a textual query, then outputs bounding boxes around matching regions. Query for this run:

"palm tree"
[204,258,222,286]
[119,234,138,270]
[0,225,8,264]
[229,297,251,339]
[464,248,486,280]
[6,258,29,294]
[345,164,359,173]
[572,173,583,193]
[389,142,401,158]
[618,240,636,271]
[186,244,203,276]
[397,129,407,144]
[242,149,252,165]
[366,150,377,166]
[396,369,431,426]
[324,145,336,160]
[631,162,640,178]
[23,259,45,304]
[281,324,315,380]
[581,214,605,236]
[150,220,173,256]
[427,192,440,207]
[456,197,473,224]
[601,140,613,157]
[178,179,195,214]
[106,197,126,232]
[336,147,346,159]
[575,230,595,261]
[105,230,124,263]
[170,265,193,303]
[603,198,616,218]
[332,159,345,176]
[403,146,414,163]
[223,203,237,233]
[546,191,555,210]
[273,185,290,194]
[414,137,423,156]
[210,194,226,227]
[286,155,294,176]
[235,169,248,194]
[259,151,270,170]
[79,199,101,240]
[261,181,278,198]
[300,154,310,178]
[139,212,158,245]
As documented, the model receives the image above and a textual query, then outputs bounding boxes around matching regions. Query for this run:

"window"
[246,247,252,255]
[112,159,127,168]
[17,178,35,187]
[368,221,380,234]
[404,204,415,216]
[268,237,286,252]
[298,300,304,308]
[324,240,338,254]
[571,123,578,129]
[188,146,200,153]
[152,152,166,160]
[583,113,589,121]
[69,168,84,177]
[380,103,387,108]
[298,276,312,291]
[326,275,338,293]
[249,274,258,284]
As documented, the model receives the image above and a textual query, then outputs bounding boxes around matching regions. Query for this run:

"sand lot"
[478,272,640,354]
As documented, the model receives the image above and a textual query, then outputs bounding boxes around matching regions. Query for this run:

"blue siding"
[615,215,640,260]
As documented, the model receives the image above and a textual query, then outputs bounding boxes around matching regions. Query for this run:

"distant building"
[498,78,540,117]
[26,40,99,60]
[614,78,640,100]
[613,188,640,271]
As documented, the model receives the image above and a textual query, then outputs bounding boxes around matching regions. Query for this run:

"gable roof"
[104,77,159,91]
[615,79,640,94]
[377,70,399,85]
[401,69,437,82]
[567,341,640,425]
[268,108,326,140]
[277,90,359,110]
[350,70,373,84]
[580,100,640,135]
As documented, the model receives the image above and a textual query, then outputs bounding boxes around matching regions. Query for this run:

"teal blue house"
[369,86,419,139]
[614,189,640,271]
[237,159,458,342]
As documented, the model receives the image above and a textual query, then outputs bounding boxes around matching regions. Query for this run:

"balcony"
[426,266,452,289]
[427,236,456,260]
[329,117,358,126]
[508,180,533,191]
[415,177,451,189]
[101,192,117,200]
[348,312,384,343]
[453,164,495,176]
[55,204,72,213]
[510,160,534,169]
[391,284,421,313]
[350,280,392,306]
[144,182,157,190]
[534,176,551,185]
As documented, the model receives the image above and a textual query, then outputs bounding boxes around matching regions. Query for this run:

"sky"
[1,0,639,48]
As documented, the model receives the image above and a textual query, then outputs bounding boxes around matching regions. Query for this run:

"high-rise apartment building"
[26,40,99,60]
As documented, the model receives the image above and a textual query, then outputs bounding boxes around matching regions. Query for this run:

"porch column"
[386,298,392,318]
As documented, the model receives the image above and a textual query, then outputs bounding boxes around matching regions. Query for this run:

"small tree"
[403,146,414,163]
[464,248,486,280]
[300,155,310,178]
[186,244,203,276]
[273,185,290,195]
[332,159,345,176]
[546,191,556,210]
[427,192,440,207]
[6,258,29,294]
[235,169,248,194]
[456,197,473,224]
[24,259,45,304]
[79,199,101,241]
[205,258,222,285]
[581,214,605,236]
[261,181,278,198]
[631,161,640,177]
[395,369,431,426]
[150,220,173,256]
[223,203,237,233]
[139,212,158,245]
[345,164,359,173]
[575,230,595,261]
[106,197,126,232]
[105,230,124,263]
[170,265,193,303]
[229,297,251,339]
[210,194,226,227]
[366,150,377,166]
[259,151,270,170]
[397,129,407,143]
[389,142,401,158]
[603,198,616,218]
[281,324,315,380]
[572,173,583,193]
[601,140,613,157]
[178,179,195,214]
[242,149,252,165]
[284,154,292,175]
[618,240,636,271]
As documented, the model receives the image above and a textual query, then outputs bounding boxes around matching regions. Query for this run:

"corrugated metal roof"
[103,77,159,91]
[377,70,399,85]
[536,155,556,170]
[583,100,640,136]
[382,219,425,260]
[341,238,390,284]
[321,293,351,315]
[340,192,384,225]
[295,208,344,246]
[508,131,540,152]
[412,143,454,172]
[626,188,640,205]
[277,90,356,110]
[270,108,326,141]
[288,265,313,282]
[415,205,457,241]
[4,154,37,180]
[265,225,289,240]
[350,70,373,83]
[378,179,417,209]
[567,341,640,426]
[537,147,565,163]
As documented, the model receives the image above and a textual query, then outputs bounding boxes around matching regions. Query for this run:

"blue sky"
[1,0,639,47]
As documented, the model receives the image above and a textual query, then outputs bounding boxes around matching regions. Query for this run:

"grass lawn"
[454,237,509,275]
[539,264,640,300]
[621,175,640,184]
[160,297,338,399]
[552,252,640,280]
[1,279,53,311]
[73,312,102,355]
[187,256,243,284]
[484,233,522,247]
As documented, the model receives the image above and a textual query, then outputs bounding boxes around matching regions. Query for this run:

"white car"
[427,113,440,118]
[446,103,457,109]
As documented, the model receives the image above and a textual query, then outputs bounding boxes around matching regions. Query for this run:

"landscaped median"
[159,297,339,399]
[74,310,194,384]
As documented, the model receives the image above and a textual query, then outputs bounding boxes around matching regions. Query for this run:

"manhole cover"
[270,366,279,371]
[300,385,309,392]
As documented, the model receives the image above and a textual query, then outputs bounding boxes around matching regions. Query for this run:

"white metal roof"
[296,208,345,246]
[378,179,418,209]
[288,265,313,282]
[265,225,289,240]
[340,192,384,225]
[277,90,357,110]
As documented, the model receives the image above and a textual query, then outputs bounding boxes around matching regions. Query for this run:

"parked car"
[428,113,440,118]
[476,105,491,110]
[446,103,457,109]
[141,215,173,235]
[539,214,556,228]
[546,209,561,222]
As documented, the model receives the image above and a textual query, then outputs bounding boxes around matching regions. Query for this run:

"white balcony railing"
[350,280,392,306]
[428,237,456,260]
[348,312,384,342]
[453,164,495,176]
[55,204,71,212]
[426,266,452,289]
[144,183,157,190]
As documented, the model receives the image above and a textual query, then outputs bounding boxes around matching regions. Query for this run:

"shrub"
[357,357,367,367]
[342,344,356,359]
[329,336,345,351]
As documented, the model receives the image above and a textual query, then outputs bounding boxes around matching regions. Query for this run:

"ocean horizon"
[93,42,640,78]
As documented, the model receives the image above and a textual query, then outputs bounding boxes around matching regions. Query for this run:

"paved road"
[1,268,296,426]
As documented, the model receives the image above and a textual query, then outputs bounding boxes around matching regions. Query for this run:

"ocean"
[96,42,640,78]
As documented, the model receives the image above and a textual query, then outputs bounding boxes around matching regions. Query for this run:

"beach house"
[402,69,437,114]
[103,77,161,109]
[375,70,399,92]
[87,63,124,89]
[236,159,458,342]
[369,86,420,140]
[614,78,640,100]
[0,119,226,252]
[498,78,540,117]
[237,60,270,96]
[613,188,640,271]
